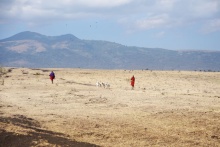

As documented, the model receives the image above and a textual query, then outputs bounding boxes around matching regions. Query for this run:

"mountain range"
[0,31,220,71]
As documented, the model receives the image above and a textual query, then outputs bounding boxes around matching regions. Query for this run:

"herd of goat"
[96,81,110,88]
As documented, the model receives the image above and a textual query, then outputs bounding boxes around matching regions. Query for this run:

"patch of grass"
[33,72,41,75]
[0,66,7,85]
[0,67,7,76]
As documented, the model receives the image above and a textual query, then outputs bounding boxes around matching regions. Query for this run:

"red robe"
[49,72,55,81]
[131,76,135,87]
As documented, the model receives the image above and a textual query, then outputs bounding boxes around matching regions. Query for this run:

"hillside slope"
[0,31,220,70]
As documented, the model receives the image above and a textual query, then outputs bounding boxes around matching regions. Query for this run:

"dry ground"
[0,68,220,147]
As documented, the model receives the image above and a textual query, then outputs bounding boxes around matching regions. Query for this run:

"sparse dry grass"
[0,68,220,146]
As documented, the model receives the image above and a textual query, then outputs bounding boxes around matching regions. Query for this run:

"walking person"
[49,71,55,84]
[131,75,135,90]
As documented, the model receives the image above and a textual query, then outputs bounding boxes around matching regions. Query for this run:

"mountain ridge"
[0,31,220,71]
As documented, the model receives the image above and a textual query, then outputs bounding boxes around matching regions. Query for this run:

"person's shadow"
[0,114,99,147]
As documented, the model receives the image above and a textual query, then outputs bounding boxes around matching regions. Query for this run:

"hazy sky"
[1,0,220,50]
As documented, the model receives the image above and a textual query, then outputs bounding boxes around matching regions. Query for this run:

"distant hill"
[0,31,220,71]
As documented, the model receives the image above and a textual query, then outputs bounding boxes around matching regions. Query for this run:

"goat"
[105,82,110,88]
[96,81,102,87]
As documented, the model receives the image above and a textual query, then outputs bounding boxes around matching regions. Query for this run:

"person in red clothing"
[49,71,55,84]
[131,75,135,89]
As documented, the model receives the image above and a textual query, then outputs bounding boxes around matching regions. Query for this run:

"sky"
[0,0,220,51]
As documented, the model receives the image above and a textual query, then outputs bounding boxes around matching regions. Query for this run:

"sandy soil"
[0,68,220,147]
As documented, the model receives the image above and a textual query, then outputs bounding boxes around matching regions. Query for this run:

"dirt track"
[0,68,220,146]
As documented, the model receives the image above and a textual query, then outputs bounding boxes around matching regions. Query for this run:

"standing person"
[131,75,135,90]
[49,71,55,84]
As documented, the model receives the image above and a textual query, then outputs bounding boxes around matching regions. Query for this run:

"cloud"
[126,0,220,32]
[155,31,166,38]
[74,0,132,8]
[188,0,219,18]
[135,14,170,30]
[201,19,220,33]
[155,0,177,11]
[0,0,131,20]
[1,0,220,34]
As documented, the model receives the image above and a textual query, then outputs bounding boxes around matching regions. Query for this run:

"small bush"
[0,67,7,76]
[33,72,41,75]
[8,69,12,73]
[0,66,6,85]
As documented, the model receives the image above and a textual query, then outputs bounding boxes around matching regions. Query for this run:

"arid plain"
[0,68,220,147]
